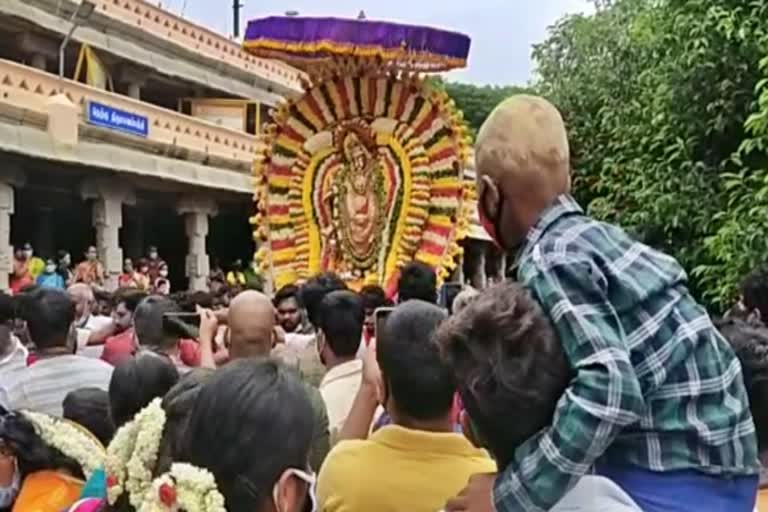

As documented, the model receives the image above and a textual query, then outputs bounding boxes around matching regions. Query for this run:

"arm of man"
[493,258,646,512]
[337,338,381,442]
[87,321,116,346]
[304,384,331,472]
[196,307,218,370]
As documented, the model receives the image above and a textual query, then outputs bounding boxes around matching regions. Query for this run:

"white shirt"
[0,336,28,410]
[5,354,113,416]
[77,315,113,359]
[319,359,363,443]
[285,332,315,351]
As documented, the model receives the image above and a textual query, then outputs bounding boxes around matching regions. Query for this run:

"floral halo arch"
[253,62,473,294]
[104,398,226,512]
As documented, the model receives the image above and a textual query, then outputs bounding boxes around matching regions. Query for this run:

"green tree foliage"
[441,82,530,137]
[532,0,768,307]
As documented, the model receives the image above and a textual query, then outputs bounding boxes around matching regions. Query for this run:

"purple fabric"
[244,16,470,63]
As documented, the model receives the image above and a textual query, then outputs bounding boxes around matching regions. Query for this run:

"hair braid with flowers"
[105,398,226,511]
[18,410,106,480]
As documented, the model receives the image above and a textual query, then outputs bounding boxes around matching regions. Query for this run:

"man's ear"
[478,175,500,220]
[273,471,304,512]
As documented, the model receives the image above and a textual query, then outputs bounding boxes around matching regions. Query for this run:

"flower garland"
[20,410,105,479]
[139,463,226,512]
[106,398,166,507]
[254,64,471,293]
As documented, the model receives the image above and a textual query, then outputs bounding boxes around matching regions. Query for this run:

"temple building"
[0,0,499,293]
[0,0,301,290]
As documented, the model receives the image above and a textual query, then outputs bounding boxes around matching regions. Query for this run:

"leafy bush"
[531,0,768,308]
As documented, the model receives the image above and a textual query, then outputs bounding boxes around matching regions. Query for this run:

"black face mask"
[478,186,506,250]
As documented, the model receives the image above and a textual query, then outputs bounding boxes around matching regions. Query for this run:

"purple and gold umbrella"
[243,16,471,72]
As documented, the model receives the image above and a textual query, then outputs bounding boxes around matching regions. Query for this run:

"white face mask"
[273,468,317,512]
[45,265,56,273]
[159,270,169,277]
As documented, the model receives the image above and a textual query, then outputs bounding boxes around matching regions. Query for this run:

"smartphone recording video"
[162,312,201,339]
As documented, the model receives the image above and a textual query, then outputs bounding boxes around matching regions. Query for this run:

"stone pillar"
[118,67,146,101]
[0,167,26,292]
[30,53,47,71]
[126,82,141,100]
[178,198,217,291]
[454,252,465,284]
[81,180,136,291]
[499,251,508,281]
[469,241,487,290]
[0,184,15,292]
[92,197,122,291]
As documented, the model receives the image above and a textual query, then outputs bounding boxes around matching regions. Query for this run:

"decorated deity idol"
[245,16,474,294]
[325,122,386,274]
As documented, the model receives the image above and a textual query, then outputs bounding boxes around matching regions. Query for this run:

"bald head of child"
[475,95,571,250]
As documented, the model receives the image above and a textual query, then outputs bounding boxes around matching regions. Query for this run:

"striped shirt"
[0,337,28,410]
[495,195,759,512]
[4,354,112,416]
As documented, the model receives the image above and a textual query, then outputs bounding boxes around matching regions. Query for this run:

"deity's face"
[344,133,372,173]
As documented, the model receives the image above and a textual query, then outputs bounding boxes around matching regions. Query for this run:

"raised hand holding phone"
[196,306,219,346]
[195,306,219,369]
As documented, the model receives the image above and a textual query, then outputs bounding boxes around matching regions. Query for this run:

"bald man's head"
[475,95,571,249]
[68,283,94,320]
[227,290,275,359]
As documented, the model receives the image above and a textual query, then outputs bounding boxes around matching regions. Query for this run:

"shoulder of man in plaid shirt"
[495,195,759,512]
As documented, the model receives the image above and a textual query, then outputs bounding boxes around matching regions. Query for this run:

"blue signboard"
[86,101,148,138]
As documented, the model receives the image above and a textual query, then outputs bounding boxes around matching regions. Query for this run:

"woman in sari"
[68,361,315,512]
[68,369,211,511]
[0,408,105,511]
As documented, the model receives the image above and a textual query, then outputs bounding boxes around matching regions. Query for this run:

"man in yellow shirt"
[317,300,495,512]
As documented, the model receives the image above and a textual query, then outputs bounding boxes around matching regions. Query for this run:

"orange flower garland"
[253,66,471,294]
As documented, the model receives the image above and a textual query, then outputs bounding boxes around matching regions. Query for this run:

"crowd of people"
[10,246,258,298]
[0,94,767,512]
[10,246,171,295]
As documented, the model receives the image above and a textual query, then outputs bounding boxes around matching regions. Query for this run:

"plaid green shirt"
[495,195,759,512]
